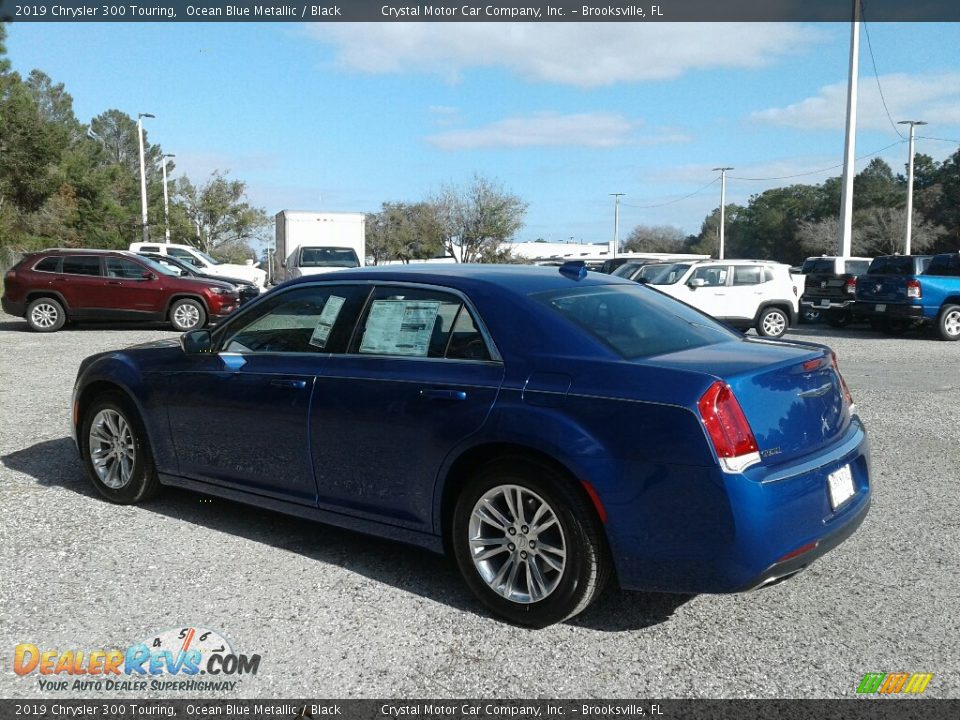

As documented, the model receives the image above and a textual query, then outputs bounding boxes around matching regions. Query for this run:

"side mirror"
[142,271,157,280]
[180,270,190,276]
[180,329,213,354]
[688,278,706,288]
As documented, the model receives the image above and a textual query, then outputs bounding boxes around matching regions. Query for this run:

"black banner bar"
[2,700,960,720]
[2,0,960,23]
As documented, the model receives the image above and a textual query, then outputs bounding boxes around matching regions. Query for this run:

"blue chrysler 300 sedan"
[72,263,870,626]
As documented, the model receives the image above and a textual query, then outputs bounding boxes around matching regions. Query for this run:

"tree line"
[624,154,960,263]
[3,21,958,272]
[0,25,269,267]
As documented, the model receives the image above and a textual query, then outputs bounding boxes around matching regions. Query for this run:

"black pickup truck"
[798,256,872,326]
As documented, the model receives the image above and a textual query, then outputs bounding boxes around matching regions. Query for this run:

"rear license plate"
[820,299,830,307]
[828,464,855,510]
[876,304,886,312]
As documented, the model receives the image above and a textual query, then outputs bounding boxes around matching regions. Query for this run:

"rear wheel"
[825,311,850,328]
[756,307,788,338]
[937,305,960,341]
[451,459,610,627]
[169,298,206,332]
[801,308,822,323]
[26,297,66,332]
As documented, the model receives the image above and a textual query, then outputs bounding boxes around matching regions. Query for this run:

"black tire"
[878,317,909,336]
[755,307,789,338]
[801,308,822,324]
[80,392,161,504]
[451,458,611,628]
[825,311,850,328]
[937,304,960,341]
[25,297,66,332]
[169,298,206,332]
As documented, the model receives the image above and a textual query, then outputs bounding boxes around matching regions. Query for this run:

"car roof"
[677,259,789,267]
[35,248,142,258]
[281,262,635,295]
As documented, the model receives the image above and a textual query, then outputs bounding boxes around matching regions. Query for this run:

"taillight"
[845,277,856,296]
[906,279,922,299]
[698,381,760,473]
[831,351,854,408]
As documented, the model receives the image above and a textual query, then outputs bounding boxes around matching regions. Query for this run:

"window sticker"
[309,295,346,348]
[360,300,442,357]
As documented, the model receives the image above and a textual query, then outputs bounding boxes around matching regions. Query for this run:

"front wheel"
[937,305,960,341]
[170,298,206,332]
[451,460,610,627]
[80,393,160,504]
[756,307,788,338]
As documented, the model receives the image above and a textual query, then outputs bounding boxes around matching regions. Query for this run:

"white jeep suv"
[647,259,799,338]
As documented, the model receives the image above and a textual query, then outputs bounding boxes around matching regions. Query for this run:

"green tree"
[367,201,445,265]
[435,175,527,263]
[172,171,270,260]
[622,224,687,253]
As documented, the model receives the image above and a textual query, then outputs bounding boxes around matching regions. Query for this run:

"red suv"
[2,249,240,332]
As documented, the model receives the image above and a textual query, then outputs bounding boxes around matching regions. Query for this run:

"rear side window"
[61,256,102,276]
[352,286,491,360]
[733,265,763,285]
[534,284,739,360]
[34,257,61,273]
[926,255,960,277]
[139,245,161,253]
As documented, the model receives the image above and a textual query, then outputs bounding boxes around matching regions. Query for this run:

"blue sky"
[8,21,960,243]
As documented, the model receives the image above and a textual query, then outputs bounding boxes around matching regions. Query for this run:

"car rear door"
[309,284,505,532]
[57,255,107,315]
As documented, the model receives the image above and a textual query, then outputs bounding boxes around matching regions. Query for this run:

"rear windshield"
[868,256,924,275]
[532,284,738,360]
[845,260,870,275]
[803,258,835,274]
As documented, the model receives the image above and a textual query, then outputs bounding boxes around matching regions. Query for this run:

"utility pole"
[837,0,860,257]
[610,193,624,258]
[712,168,733,259]
[161,154,175,243]
[137,112,155,244]
[898,120,927,255]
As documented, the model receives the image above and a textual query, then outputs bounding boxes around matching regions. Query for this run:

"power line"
[860,0,905,140]
[620,177,718,209]
[917,135,960,146]
[729,140,906,182]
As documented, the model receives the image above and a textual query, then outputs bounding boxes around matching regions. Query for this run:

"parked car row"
[2,248,260,333]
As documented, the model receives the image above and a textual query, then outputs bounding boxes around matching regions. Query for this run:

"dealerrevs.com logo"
[14,627,261,693]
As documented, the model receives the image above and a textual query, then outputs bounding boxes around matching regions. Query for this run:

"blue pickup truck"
[855,253,960,340]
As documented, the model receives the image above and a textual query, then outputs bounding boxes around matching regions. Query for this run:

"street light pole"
[837,0,860,257]
[161,153,175,244]
[137,112,155,244]
[610,193,624,258]
[712,167,733,259]
[898,120,927,255]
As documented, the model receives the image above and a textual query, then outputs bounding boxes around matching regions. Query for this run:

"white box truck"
[275,211,366,281]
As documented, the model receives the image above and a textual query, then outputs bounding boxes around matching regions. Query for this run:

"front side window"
[221,285,369,354]
[168,248,204,267]
[352,286,490,360]
[648,263,691,285]
[106,257,148,279]
[61,256,102,276]
[691,266,729,287]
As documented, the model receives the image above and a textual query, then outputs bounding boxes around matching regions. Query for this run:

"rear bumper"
[853,301,924,319]
[801,297,854,311]
[609,417,871,594]
[1,295,24,317]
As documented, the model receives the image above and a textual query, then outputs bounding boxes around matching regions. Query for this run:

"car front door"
[310,284,505,532]
[103,257,166,316]
[682,265,732,319]
[162,284,370,505]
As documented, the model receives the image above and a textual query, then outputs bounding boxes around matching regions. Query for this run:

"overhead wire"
[860,0,905,140]
[620,177,719,209]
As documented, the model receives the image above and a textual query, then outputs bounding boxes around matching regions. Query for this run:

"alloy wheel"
[173,303,201,329]
[467,484,567,604]
[944,309,960,338]
[762,311,786,337]
[30,302,60,329]
[88,409,136,489]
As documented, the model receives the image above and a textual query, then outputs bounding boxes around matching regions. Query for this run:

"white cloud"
[304,23,822,88]
[752,73,960,130]
[426,112,690,150]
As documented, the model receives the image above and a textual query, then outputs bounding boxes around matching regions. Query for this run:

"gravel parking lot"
[1,313,957,699]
